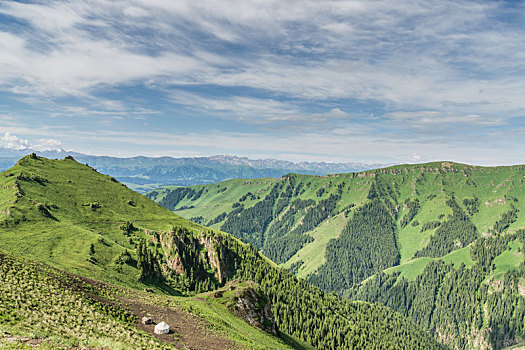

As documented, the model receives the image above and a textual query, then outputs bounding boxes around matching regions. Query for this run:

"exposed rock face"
[159,232,186,275]
[231,286,277,335]
[159,229,230,283]
[197,232,229,283]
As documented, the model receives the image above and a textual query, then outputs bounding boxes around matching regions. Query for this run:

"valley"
[0,155,442,349]
[150,161,525,349]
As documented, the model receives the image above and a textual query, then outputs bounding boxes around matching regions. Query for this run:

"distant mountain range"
[0,147,389,192]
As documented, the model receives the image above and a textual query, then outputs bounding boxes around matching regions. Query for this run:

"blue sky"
[1,0,525,164]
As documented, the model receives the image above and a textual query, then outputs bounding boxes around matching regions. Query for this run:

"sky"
[1,0,525,165]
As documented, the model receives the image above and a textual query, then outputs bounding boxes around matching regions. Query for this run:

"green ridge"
[149,161,525,349]
[151,162,525,283]
[0,155,442,349]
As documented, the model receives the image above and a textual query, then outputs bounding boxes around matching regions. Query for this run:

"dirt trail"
[124,298,236,350]
[73,274,237,350]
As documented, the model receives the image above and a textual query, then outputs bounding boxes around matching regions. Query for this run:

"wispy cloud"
[384,111,507,127]
[1,0,523,109]
[1,0,525,163]
[169,92,352,126]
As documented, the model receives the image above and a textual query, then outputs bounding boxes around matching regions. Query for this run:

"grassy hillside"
[150,162,525,278]
[0,249,296,350]
[0,154,192,290]
[0,155,442,349]
[150,161,525,349]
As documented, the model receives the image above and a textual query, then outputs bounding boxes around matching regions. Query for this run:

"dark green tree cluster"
[261,197,316,263]
[414,197,477,258]
[420,220,441,232]
[491,204,518,234]
[238,191,256,202]
[114,250,134,266]
[120,221,136,235]
[462,197,480,216]
[309,198,400,292]
[273,177,305,216]
[470,233,519,268]
[159,227,220,293]
[400,198,420,228]
[351,231,525,349]
[220,183,282,247]
[262,233,313,264]
[291,193,341,235]
[36,203,56,219]
[486,266,525,348]
[136,239,161,282]
[206,212,227,226]
[366,175,398,218]
[287,260,304,274]
[189,216,205,225]
[267,198,316,239]
[157,187,204,210]
[16,172,48,185]
[264,192,342,263]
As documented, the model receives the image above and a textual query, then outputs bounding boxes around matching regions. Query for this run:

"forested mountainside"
[0,155,441,349]
[149,162,525,349]
[352,230,525,350]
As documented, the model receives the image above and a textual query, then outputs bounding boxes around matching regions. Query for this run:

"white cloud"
[0,132,31,150]
[169,93,299,122]
[0,1,83,33]
[123,6,149,18]
[384,111,507,127]
[169,92,352,125]
[35,138,62,151]
[0,132,62,151]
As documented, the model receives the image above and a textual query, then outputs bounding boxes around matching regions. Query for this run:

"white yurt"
[154,321,170,335]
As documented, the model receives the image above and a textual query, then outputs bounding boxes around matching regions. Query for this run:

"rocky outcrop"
[159,228,230,283]
[230,285,277,335]
[159,232,186,275]
[197,232,229,283]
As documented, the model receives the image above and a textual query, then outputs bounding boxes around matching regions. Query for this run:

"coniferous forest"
[153,163,525,349]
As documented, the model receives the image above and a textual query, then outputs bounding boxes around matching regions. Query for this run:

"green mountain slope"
[0,250,296,350]
[150,161,525,349]
[0,155,442,349]
[0,154,191,290]
[353,231,525,350]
